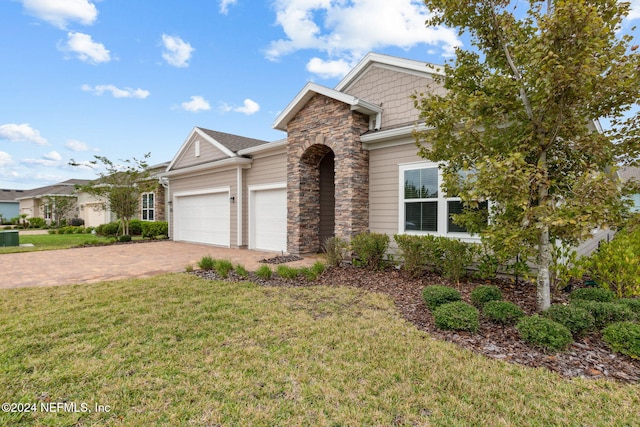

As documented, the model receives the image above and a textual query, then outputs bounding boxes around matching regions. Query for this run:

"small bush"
[569,287,615,303]
[276,265,299,280]
[69,217,85,227]
[482,300,525,325]
[470,285,503,308]
[616,298,640,316]
[185,264,194,273]
[394,234,442,277]
[602,322,640,359]
[351,232,389,271]
[516,315,573,352]
[95,221,120,236]
[256,265,272,280]
[571,300,635,329]
[141,221,169,239]
[234,264,249,278]
[438,237,474,281]
[433,302,479,332]
[310,261,325,276]
[198,256,215,271]
[542,305,595,337]
[422,285,461,311]
[118,235,132,243]
[323,236,348,267]
[28,217,46,228]
[214,259,233,279]
[128,219,143,236]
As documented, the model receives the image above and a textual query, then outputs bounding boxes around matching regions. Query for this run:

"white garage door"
[174,192,230,246]
[252,188,287,252]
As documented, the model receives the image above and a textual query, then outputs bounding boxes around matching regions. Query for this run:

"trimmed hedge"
[569,287,615,303]
[433,302,479,332]
[542,305,595,337]
[516,315,573,352]
[470,285,502,308]
[602,322,640,359]
[350,232,390,271]
[482,300,525,325]
[570,300,635,329]
[422,285,461,311]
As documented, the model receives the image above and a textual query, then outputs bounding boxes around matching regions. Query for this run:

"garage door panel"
[174,192,229,246]
[253,188,287,252]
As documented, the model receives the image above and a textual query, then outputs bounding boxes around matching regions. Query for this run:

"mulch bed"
[192,265,640,384]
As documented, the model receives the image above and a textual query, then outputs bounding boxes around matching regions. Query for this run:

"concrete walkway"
[0,241,322,289]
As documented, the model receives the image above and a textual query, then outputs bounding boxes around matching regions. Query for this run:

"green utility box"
[0,230,19,247]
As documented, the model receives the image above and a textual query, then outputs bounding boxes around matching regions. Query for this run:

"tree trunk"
[537,225,552,311]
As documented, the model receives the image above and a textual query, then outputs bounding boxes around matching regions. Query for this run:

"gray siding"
[169,168,237,247]
[343,65,445,129]
[368,140,425,236]
[172,134,230,170]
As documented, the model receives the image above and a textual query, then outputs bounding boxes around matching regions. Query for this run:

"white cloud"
[181,96,211,112]
[628,0,640,20]
[0,123,47,145]
[265,0,461,75]
[62,32,111,64]
[65,139,97,152]
[22,0,98,29]
[82,84,150,99]
[0,151,15,167]
[43,151,62,161]
[161,34,194,68]
[306,57,352,78]
[219,0,238,14]
[221,99,261,115]
[23,151,64,167]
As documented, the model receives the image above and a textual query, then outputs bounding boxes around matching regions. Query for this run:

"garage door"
[174,192,230,246]
[252,188,287,252]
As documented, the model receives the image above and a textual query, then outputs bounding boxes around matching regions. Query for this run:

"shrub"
[542,305,595,337]
[616,298,640,316]
[350,232,389,271]
[28,217,46,228]
[482,300,525,325]
[276,265,299,280]
[470,285,503,308]
[198,256,215,271]
[580,227,640,297]
[516,315,573,352]
[310,261,325,276]
[128,219,143,236]
[95,222,120,236]
[255,265,273,280]
[571,300,635,329]
[438,237,474,281]
[569,287,615,303]
[118,235,132,243]
[394,234,441,278]
[141,221,168,239]
[234,264,249,278]
[602,322,640,359]
[433,302,479,332]
[69,217,85,227]
[323,236,348,267]
[213,259,233,279]
[422,285,461,311]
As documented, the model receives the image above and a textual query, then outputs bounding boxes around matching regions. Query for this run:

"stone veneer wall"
[286,93,370,254]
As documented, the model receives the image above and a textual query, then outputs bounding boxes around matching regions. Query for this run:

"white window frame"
[398,161,482,241]
[141,192,155,222]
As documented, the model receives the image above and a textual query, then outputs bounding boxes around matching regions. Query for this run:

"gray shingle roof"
[16,179,91,200]
[0,189,26,202]
[197,127,269,152]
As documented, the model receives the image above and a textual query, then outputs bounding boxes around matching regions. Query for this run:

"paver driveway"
[1,241,321,289]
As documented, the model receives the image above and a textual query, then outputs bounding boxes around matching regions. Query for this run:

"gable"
[340,63,445,130]
[170,132,231,171]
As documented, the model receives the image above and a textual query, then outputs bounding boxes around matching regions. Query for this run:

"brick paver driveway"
[1,241,321,289]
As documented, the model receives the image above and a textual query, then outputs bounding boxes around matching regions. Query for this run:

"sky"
[0,0,638,190]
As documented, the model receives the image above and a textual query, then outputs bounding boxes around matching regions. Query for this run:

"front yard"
[1,274,638,426]
[0,233,113,254]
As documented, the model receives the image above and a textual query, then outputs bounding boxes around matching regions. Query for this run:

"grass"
[0,233,113,254]
[0,274,639,426]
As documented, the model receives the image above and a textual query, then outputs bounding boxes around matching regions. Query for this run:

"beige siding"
[368,140,425,236]
[242,151,287,246]
[172,134,230,170]
[343,65,445,129]
[169,168,237,247]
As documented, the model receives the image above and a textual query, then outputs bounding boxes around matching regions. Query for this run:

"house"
[164,52,465,254]
[0,189,23,223]
[17,179,90,225]
[619,166,640,213]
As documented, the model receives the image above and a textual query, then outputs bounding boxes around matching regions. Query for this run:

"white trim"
[167,127,237,172]
[162,157,252,179]
[247,183,287,252]
[236,166,243,247]
[398,162,481,242]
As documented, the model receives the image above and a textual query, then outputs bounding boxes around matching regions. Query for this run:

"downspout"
[237,166,243,248]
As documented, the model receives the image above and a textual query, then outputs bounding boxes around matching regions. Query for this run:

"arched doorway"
[318,151,335,247]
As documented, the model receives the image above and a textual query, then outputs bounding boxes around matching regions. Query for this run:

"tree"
[43,195,76,227]
[414,0,640,310]
[71,153,155,236]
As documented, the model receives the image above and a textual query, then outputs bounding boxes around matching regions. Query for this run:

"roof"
[619,166,640,182]
[197,127,270,152]
[16,179,90,200]
[0,189,26,202]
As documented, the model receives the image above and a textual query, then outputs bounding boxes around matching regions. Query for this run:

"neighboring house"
[164,52,459,254]
[17,179,90,225]
[0,189,23,223]
[619,166,640,213]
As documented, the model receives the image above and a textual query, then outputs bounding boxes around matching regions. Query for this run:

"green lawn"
[1,274,638,426]
[0,233,114,254]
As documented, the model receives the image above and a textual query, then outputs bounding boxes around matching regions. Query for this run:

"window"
[142,192,155,221]
[400,163,486,237]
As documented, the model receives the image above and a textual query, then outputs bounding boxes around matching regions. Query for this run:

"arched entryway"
[318,151,335,247]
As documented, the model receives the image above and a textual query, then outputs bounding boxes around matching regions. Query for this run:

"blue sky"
[0,0,638,189]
